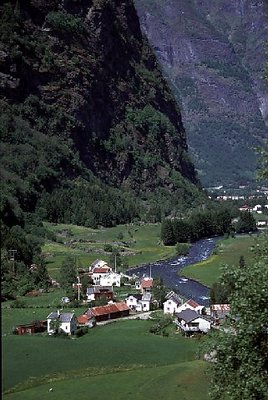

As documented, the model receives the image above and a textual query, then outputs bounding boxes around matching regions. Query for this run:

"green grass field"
[43,222,177,279]
[3,360,208,400]
[181,234,257,286]
[2,319,208,400]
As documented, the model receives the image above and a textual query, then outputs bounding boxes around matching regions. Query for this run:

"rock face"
[0,0,199,203]
[134,0,268,186]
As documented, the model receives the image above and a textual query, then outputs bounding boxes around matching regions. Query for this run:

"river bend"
[127,237,221,306]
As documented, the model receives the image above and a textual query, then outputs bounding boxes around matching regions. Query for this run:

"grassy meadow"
[2,319,209,400]
[181,234,258,286]
[3,223,261,400]
[42,222,177,279]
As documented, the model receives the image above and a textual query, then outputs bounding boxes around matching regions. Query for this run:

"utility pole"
[8,249,17,274]
[114,253,117,273]
[77,276,81,302]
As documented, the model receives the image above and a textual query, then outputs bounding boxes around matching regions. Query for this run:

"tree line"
[160,208,256,245]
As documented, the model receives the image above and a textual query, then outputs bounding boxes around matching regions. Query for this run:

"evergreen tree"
[59,255,77,291]
[235,211,256,233]
[152,277,168,307]
[161,219,175,245]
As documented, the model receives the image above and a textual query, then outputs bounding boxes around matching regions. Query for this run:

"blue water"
[126,237,221,306]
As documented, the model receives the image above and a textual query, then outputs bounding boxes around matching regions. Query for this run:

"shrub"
[46,11,85,34]
[175,243,190,256]
[104,243,113,252]
[10,299,26,308]
[75,327,88,337]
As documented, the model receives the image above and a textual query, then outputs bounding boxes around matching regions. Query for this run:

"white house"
[47,311,77,335]
[90,259,109,269]
[175,309,211,333]
[177,299,205,315]
[99,272,121,287]
[163,291,183,314]
[125,293,152,312]
[90,264,112,285]
[141,293,152,311]
[210,304,230,324]
[253,204,263,214]
[257,220,267,227]
[140,277,153,295]
[125,294,142,310]
[86,286,113,302]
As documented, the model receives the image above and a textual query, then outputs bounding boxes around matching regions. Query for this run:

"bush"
[75,327,88,337]
[175,243,190,256]
[10,299,26,308]
[104,243,113,252]
[46,11,85,34]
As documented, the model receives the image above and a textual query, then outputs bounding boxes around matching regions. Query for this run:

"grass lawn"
[3,360,208,400]
[42,222,177,279]
[181,234,258,287]
[2,319,208,400]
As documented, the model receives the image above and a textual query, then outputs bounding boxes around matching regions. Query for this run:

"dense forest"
[0,0,206,229]
[161,208,257,246]
[0,0,208,298]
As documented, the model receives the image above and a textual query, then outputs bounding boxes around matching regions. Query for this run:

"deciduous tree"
[206,234,268,400]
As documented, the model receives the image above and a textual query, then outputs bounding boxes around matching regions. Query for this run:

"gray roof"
[169,295,182,305]
[165,291,183,305]
[47,312,75,323]
[60,313,75,323]
[87,286,113,295]
[176,309,199,323]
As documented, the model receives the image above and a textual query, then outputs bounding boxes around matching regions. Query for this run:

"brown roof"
[140,278,153,289]
[187,299,201,309]
[77,315,90,324]
[92,267,111,274]
[90,302,130,317]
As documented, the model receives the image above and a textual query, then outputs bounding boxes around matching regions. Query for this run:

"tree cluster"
[206,233,268,400]
[161,208,233,245]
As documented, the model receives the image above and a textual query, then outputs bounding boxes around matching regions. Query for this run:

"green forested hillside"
[0,0,207,297]
[0,0,204,227]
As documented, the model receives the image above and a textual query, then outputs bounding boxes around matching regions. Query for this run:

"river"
[126,237,221,306]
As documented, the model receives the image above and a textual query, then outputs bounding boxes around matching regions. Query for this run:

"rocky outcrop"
[134,0,268,186]
[0,0,199,199]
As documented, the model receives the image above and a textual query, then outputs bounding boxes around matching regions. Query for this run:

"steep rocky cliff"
[0,0,204,227]
[135,0,268,186]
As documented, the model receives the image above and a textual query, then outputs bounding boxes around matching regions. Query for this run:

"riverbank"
[127,237,220,306]
[181,234,258,287]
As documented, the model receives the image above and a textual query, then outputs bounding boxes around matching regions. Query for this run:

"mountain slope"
[0,0,204,230]
[134,0,268,186]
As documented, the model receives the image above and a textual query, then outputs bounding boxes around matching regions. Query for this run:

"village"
[14,258,230,337]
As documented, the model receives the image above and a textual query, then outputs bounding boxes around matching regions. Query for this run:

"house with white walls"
[177,299,205,315]
[163,291,184,314]
[175,309,211,334]
[47,311,77,335]
[125,292,152,312]
[99,271,122,287]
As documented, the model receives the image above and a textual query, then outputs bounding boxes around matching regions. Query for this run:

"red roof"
[90,302,130,317]
[187,299,201,309]
[140,278,153,289]
[92,267,111,274]
[77,315,91,324]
